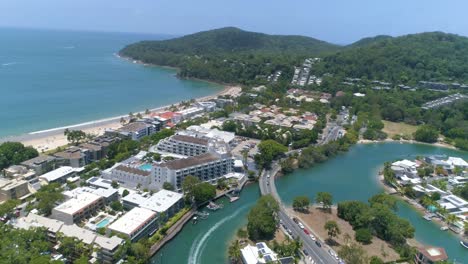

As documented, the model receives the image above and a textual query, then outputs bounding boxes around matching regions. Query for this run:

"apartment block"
[52,192,105,224]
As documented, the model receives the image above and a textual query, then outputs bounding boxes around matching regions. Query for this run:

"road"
[319,123,343,145]
[259,164,337,264]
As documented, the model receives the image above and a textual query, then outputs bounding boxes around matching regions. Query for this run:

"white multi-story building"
[157,134,209,156]
[391,159,419,179]
[39,166,77,184]
[154,152,234,191]
[241,242,279,264]
[107,207,158,241]
[122,189,183,218]
[52,192,105,224]
[103,164,152,189]
[106,120,160,141]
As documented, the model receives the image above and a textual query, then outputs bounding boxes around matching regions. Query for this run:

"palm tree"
[228,240,242,264]
[446,214,458,226]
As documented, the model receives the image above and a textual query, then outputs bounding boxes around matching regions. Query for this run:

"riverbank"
[358,138,457,150]
[0,85,240,152]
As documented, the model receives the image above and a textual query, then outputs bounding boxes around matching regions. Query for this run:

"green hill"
[348,35,393,48]
[119,27,340,84]
[316,32,468,84]
[121,27,339,58]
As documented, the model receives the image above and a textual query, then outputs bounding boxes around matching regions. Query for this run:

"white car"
[309,234,316,241]
[298,222,305,229]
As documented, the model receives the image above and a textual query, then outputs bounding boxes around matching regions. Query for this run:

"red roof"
[152,111,180,120]
[303,115,317,121]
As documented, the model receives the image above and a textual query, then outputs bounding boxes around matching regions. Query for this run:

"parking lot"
[231,137,260,171]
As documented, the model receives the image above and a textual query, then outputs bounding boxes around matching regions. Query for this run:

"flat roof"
[114,165,151,177]
[53,192,102,215]
[140,190,183,213]
[39,166,75,182]
[162,153,221,170]
[108,207,156,236]
[119,122,150,133]
[63,187,118,199]
[171,134,209,145]
[54,147,84,159]
[94,235,124,251]
[21,155,56,166]
[14,213,64,233]
[59,224,96,245]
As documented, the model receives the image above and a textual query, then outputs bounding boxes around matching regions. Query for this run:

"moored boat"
[460,240,468,249]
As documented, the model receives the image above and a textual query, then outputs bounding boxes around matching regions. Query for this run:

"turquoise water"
[0,28,222,138]
[153,143,467,263]
[96,218,111,228]
[139,164,153,171]
[151,184,260,264]
[276,142,468,261]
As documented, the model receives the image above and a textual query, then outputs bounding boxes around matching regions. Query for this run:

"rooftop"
[171,134,209,145]
[53,192,103,216]
[119,122,151,133]
[21,155,56,166]
[108,207,156,236]
[59,224,96,245]
[14,213,64,233]
[162,153,221,170]
[79,142,102,151]
[418,247,448,262]
[94,235,124,251]
[39,166,75,183]
[140,190,183,213]
[54,147,84,160]
[114,165,151,177]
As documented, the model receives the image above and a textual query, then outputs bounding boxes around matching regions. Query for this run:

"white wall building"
[39,166,77,184]
[241,242,279,264]
[391,159,419,178]
[52,192,105,224]
[107,207,158,241]
[122,189,183,218]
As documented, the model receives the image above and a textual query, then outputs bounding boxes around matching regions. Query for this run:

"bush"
[355,228,373,244]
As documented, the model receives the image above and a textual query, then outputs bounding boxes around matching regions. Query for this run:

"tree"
[228,240,242,264]
[355,228,372,244]
[110,201,123,211]
[182,175,201,203]
[413,125,439,143]
[35,183,64,215]
[0,199,19,217]
[370,256,385,264]
[247,195,279,241]
[0,142,39,170]
[162,182,175,191]
[254,140,287,168]
[446,214,458,226]
[111,180,119,188]
[182,176,216,204]
[316,192,333,211]
[122,189,130,197]
[369,193,397,211]
[338,242,369,264]
[64,130,87,145]
[292,196,310,212]
[237,228,248,240]
[324,220,341,242]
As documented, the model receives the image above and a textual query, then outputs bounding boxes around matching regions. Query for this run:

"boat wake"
[188,205,248,264]
[1,62,17,66]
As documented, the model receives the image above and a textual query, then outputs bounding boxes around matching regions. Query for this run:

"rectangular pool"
[139,164,152,171]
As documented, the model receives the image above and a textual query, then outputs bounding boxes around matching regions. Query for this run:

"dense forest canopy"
[121,28,468,85]
[316,32,468,84]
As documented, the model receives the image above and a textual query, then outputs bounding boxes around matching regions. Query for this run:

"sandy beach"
[1,85,241,152]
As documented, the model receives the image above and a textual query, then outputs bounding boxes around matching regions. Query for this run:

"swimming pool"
[139,164,153,171]
[96,218,111,228]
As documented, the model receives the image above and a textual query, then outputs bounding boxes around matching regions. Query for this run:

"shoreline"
[377,171,467,243]
[0,84,240,152]
[358,138,459,151]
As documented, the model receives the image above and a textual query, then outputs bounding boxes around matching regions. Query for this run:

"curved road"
[259,163,337,264]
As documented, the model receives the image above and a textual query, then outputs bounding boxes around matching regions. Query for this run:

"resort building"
[107,207,158,241]
[106,120,161,141]
[122,189,183,218]
[437,194,468,216]
[0,178,33,202]
[51,192,105,225]
[3,165,37,184]
[63,187,119,204]
[176,106,205,120]
[53,147,87,168]
[87,177,114,189]
[157,134,209,156]
[21,155,57,175]
[415,247,448,264]
[241,242,279,264]
[154,152,234,191]
[38,166,77,184]
[183,125,236,144]
[103,164,152,189]
[14,213,124,264]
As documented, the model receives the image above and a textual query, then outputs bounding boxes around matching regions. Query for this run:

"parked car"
[303,249,309,256]
[292,217,298,224]
[298,222,305,229]
[309,234,316,241]
[303,228,310,235]
[315,241,322,247]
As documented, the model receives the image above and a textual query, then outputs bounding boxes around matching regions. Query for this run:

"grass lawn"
[382,121,419,139]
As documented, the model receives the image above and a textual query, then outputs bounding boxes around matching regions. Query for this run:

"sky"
[1,0,468,44]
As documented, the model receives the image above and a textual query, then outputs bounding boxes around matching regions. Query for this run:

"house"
[391,159,419,178]
[415,247,448,264]
[446,157,468,169]
[0,178,33,202]
[241,242,281,264]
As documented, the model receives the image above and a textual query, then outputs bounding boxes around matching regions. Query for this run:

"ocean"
[0,28,222,138]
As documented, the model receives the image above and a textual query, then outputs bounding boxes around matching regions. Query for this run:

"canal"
[152,143,467,263]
